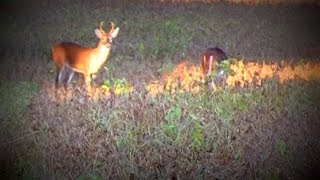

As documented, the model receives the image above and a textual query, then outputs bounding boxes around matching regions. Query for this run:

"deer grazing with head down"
[201,47,228,77]
[201,47,228,89]
[52,21,119,93]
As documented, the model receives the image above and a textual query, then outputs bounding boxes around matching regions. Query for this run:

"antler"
[99,21,105,32]
[109,21,115,34]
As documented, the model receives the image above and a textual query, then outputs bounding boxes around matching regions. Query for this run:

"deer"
[52,21,119,93]
[201,47,228,89]
[201,47,228,77]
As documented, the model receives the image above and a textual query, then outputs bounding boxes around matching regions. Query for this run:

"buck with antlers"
[52,21,119,92]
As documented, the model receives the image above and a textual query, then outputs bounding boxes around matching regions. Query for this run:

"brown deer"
[201,47,227,77]
[52,21,119,92]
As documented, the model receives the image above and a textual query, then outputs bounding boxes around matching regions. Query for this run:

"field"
[1,0,320,179]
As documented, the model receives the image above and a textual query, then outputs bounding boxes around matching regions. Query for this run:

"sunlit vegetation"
[147,61,203,97]
[52,58,320,99]
[101,78,133,95]
[147,59,320,97]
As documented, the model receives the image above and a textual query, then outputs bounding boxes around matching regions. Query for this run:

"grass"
[0,81,39,120]
[1,77,319,179]
[1,0,320,179]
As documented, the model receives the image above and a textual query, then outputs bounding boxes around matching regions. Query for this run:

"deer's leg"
[59,65,73,90]
[77,73,83,87]
[207,55,213,77]
[64,69,74,90]
[55,69,60,89]
[202,56,207,75]
[84,74,92,93]
[55,65,64,89]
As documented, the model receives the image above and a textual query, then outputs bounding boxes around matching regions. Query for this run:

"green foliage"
[102,78,132,94]
[138,42,145,57]
[167,105,182,122]
[218,59,235,76]
[102,66,132,94]
[277,139,287,158]
[212,91,235,121]
[163,105,182,141]
[163,122,179,141]
[191,122,204,150]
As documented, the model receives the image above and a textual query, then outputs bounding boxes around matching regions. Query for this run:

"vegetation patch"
[0,81,39,120]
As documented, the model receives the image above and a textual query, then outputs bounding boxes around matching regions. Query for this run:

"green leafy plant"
[102,66,132,94]
[217,59,234,76]
[191,122,204,150]
[167,105,182,122]
[102,78,132,94]
[163,105,182,141]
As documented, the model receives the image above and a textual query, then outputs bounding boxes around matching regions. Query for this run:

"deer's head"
[95,21,119,46]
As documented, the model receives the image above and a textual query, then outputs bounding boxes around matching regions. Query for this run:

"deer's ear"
[94,29,102,38]
[110,27,119,38]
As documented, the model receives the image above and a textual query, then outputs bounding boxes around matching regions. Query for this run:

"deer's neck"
[88,43,111,74]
